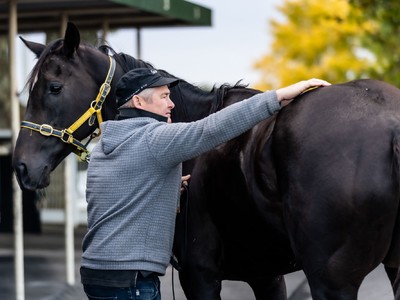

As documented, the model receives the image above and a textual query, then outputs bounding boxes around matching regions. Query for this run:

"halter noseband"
[21,55,116,162]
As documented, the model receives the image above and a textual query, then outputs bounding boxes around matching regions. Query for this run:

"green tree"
[254,0,375,90]
[350,0,400,86]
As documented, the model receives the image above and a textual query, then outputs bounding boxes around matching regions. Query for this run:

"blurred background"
[1,0,400,299]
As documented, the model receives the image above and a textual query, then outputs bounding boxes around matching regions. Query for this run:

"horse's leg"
[178,266,222,300]
[285,201,391,300]
[175,192,224,300]
[247,276,287,300]
[284,190,392,300]
[385,265,400,299]
[282,187,391,300]
[175,220,223,300]
[305,270,360,300]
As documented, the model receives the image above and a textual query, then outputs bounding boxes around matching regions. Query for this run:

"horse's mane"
[213,81,250,96]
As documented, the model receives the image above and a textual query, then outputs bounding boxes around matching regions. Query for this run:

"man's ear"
[132,95,143,109]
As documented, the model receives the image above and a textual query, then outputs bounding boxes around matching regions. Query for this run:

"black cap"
[115,68,179,107]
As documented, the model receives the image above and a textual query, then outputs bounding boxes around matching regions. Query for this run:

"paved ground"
[0,225,394,299]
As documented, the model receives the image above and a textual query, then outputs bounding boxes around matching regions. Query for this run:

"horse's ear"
[19,36,45,58]
[62,22,80,58]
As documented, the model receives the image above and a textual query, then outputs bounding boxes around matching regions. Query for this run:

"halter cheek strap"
[67,55,116,135]
[20,55,116,162]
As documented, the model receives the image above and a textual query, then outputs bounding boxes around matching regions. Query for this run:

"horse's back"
[273,79,400,297]
[275,79,400,198]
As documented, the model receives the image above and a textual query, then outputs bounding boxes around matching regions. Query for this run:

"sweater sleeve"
[146,90,280,168]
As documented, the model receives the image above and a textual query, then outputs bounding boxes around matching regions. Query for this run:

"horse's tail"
[383,127,400,267]
[383,127,400,300]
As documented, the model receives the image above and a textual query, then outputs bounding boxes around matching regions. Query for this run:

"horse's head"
[13,22,121,190]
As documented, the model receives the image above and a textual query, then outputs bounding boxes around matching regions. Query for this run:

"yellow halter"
[20,56,116,162]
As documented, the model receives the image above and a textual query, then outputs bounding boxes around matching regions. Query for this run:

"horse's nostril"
[15,162,27,177]
[13,162,29,187]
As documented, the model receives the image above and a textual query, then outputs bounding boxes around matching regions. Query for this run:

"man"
[80,68,330,300]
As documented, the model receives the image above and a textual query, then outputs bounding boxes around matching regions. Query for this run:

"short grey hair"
[119,87,155,109]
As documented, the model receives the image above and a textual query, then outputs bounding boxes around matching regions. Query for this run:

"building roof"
[0,0,212,35]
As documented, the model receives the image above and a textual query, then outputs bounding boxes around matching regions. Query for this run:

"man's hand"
[177,174,191,214]
[276,78,331,103]
[181,174,191,193]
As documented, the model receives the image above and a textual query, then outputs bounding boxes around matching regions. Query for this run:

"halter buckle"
[39,124,54,136]
[79,151,90,162]
[61,130,73,144]
[99,82,111,97]
[90,100,101,112]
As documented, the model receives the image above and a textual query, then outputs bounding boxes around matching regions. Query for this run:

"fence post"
[9,0,25,299]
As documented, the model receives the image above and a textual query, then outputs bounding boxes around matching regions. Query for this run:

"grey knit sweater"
[81,90,280,275]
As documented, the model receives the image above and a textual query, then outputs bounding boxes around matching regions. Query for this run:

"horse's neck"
[103,52,221,122]
[171,81,222,122]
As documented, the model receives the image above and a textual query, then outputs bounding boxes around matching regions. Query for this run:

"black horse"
[12,22,400,299]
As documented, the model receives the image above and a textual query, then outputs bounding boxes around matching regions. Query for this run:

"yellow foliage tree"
[254,0,376,90]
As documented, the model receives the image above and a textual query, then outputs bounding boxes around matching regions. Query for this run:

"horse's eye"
[49,82,62,95]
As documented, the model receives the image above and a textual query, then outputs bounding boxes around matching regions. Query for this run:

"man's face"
[141,85,175,123]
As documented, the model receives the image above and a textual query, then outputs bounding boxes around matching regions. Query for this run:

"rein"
[21,56,116,162]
